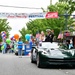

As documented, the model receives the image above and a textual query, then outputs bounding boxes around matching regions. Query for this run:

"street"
[0,53,75,75]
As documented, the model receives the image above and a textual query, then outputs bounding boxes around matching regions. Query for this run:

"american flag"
[57,32,63,39]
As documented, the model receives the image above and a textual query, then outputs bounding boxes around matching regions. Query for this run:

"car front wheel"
[36,55,43,68]
[31,54,35,63]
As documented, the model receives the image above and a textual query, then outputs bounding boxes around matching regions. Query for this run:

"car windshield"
[38,42,59,49]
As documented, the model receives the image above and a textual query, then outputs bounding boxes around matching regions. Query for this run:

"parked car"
[31,42,75,68]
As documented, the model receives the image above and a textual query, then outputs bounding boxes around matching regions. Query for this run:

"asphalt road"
[0,53,75,75]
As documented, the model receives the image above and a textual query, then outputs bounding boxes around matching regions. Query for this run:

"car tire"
[36,55,43,68]
[31,54,35,63]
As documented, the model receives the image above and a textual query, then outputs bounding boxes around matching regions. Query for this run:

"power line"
[0,5,42,9]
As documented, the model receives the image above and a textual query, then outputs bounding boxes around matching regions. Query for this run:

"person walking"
[18,38,23,58]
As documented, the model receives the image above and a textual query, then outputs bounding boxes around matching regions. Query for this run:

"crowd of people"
[31,29,54,45]
[0,29,55,57]
[0,29,74,58]
[0,40,16,54]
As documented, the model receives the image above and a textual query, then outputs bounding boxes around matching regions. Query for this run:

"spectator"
[66,40,70,49]
[2,41,7,54]
[18,38,23,58]
[39,31,45,42]
[9,41,14,53]
[69,39,73,49]
[36,31,40,42]
[51,30,54,42]
[6,43,11,53]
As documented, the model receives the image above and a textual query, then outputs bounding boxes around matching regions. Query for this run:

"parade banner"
[0,12,58,19]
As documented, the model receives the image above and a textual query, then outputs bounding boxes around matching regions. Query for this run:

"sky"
[0,0,58,37]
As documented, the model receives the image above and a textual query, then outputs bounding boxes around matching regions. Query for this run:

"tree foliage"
[19,27,32,42]
[0,19,12,38]
[59,0,75,14]
[26,2,74,36]
[19,1,75,41]
[47,2,75,31]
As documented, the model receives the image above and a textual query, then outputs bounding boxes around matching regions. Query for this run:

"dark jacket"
[45,34,54,42]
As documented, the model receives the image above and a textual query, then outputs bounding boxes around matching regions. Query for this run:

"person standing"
[69,39,73,49]
[36,31,40,42]
[45,29,52,42]
[51,30,54,42]
[2,41,7,54]
[9,41,14,53]
[39,31,45,42]
[18,38,23,58]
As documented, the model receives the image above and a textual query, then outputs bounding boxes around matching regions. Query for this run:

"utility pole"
[50,0,52,5]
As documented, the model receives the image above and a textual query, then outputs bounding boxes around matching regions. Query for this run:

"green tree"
[26,19,47,35]
[20,2,75,38]
[47,2,74,29]
[19,27,32,42]
[59,0,75,14]
[26,2,74,36]
[0,34,2,42]
[0,19,12,39]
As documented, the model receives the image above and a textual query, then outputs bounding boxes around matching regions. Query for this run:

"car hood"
[42,48,75,59]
